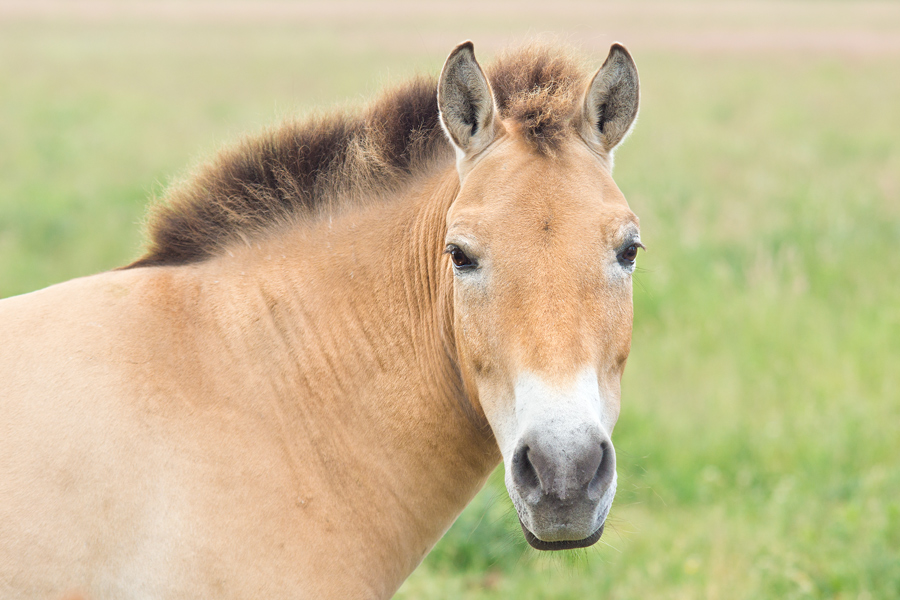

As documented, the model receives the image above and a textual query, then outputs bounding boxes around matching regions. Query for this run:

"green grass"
[1,11,898,600]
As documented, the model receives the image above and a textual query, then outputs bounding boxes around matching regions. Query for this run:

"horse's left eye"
[619,244,639,264]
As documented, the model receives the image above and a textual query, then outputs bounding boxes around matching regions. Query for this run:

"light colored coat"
[0,41,641,599]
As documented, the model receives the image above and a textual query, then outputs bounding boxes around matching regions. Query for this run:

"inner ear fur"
[580,43,640,156]
[437,41,500,158]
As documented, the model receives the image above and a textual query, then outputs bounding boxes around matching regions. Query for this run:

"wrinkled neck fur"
[167,169,498,591]
[200,167,489,438]
[179,167,498,588]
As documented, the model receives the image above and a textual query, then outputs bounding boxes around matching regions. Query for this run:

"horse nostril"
[511,444,541,494]
[587,440,615,498]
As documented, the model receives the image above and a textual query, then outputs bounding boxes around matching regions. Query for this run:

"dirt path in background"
[1,0,900,56]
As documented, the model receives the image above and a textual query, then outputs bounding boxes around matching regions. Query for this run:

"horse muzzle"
[507,426,617,550]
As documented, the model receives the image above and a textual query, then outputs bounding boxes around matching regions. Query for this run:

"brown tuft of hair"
[488,44,588,156]
[128,44,590,268]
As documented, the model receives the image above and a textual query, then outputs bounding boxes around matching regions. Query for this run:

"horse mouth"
[519,520,605,551]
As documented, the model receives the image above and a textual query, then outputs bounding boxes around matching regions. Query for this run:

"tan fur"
[0,42,640,598]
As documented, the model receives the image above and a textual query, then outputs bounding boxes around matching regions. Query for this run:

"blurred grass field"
[1,2,899,598]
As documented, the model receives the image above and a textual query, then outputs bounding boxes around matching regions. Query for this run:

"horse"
[0,41,641,598]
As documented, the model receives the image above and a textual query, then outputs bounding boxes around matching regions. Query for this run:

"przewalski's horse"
[0,41,641,598]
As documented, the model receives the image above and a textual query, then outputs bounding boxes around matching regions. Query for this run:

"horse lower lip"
[519,520,605,551]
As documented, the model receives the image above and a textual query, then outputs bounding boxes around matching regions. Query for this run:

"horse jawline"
[518,520,605,551]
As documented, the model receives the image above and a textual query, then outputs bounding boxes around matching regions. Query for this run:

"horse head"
[438,41,641,550]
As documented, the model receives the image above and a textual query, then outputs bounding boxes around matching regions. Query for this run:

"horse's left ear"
[580,43,640,160]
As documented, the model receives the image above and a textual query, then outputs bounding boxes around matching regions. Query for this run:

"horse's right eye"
[446,245,476,270]
[617,241,644,267]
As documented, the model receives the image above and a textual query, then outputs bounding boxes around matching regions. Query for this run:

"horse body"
[1,169,490,597]
[0,42,640,598]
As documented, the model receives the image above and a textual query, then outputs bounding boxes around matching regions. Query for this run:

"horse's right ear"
[438,41,500,166]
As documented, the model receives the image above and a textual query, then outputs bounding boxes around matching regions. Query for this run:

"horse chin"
[518,519,605,551]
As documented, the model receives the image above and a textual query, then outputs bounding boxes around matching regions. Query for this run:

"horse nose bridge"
[495,263,590,354]
[508,298,595,373]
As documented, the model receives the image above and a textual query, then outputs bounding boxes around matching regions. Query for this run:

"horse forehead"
[454,139,632,233]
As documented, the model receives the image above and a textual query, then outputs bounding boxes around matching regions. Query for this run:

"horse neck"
[195,167,499,591]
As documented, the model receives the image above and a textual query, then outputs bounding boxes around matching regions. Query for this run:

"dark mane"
[129,44,589,267]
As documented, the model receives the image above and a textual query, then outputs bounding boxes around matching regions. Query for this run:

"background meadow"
[1,2,898,598]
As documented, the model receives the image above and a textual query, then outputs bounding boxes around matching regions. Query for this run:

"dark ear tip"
[607,42,635,63]
[449,40,476,60]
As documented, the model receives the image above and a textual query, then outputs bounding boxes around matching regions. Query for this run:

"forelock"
[487,44,589,155]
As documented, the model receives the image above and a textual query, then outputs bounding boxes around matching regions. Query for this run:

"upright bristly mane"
[129,44,590,268]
